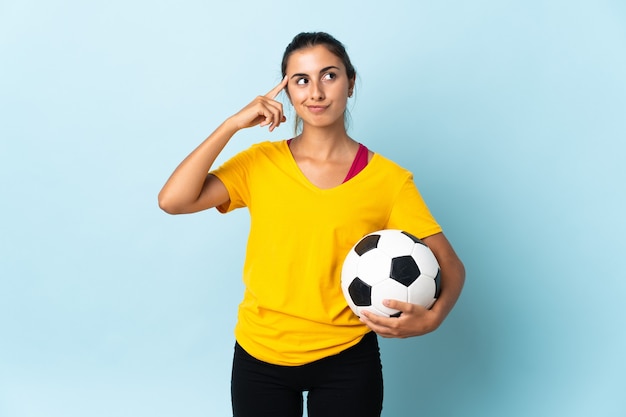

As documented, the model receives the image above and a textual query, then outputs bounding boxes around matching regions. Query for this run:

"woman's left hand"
[359,232,465,338]
[359,300,439,338]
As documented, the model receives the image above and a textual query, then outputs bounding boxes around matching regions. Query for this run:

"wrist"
[221,117,241,135]
[424,305,447,332]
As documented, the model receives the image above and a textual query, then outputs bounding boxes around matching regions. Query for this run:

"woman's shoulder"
[368,150,412,176]
[246,139,289,154]
[228,139,289,160]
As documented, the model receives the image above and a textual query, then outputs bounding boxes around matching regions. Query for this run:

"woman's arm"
[158,120,237,214]
[158,77,288,214]
[360,232,465,338]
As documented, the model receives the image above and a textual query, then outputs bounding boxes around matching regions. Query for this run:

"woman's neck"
[288,126,361,189]
[292,125,356,162]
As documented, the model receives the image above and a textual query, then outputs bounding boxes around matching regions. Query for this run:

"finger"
[258,98,285,131]
[255,99,281,124]
[386,299,429,316]
[267,114,287,132]
[259,112,285,131]
[267,115,287,132]
[360,313,396,338]
[259,113,275,128]
[361,311,392,327]
[382,299,410,312]
[258,105,281,129]
[265,75,289,99]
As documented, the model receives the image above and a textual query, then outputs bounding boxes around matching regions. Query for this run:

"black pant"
[231,332,383,417]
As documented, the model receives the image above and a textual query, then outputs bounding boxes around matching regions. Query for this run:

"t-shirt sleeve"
[210,147,254,213]
[386,174,443,239]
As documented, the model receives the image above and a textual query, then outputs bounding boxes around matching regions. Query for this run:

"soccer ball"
[341,229,441,317]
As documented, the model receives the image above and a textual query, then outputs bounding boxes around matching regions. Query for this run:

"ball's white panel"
[341,249,360,285]
[407,276,437,308]
[410,243,440,278]
[371,279,407,316]
[357,250,392,285]
[341,250,362,317]
[375,229,415,257]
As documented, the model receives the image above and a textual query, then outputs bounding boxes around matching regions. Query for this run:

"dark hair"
[281,32,356,133]
[281,32,356,80]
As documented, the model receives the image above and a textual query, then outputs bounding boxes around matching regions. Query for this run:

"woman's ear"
[348,75,356,97]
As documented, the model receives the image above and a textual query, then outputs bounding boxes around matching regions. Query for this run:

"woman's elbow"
[158,193,184,215]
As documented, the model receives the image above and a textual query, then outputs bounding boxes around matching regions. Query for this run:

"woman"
[159,32,465,417]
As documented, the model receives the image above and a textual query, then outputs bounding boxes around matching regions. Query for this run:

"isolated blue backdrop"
[1,0,625,416]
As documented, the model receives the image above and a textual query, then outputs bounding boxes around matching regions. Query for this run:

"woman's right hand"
[228,76,289,132]
[158,76,290,214]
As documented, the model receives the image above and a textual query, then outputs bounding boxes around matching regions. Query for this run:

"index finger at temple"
[265,75,288,98]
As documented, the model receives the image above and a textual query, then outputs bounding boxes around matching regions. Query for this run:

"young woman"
[159,32,465,417]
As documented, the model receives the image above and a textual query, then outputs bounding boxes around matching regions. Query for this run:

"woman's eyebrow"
[290,66,341,79]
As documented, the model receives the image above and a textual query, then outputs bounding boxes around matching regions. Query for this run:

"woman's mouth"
[307,105,328,114]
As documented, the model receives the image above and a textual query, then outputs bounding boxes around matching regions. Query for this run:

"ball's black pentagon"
[390,311,402,318]
[354,234,380,256]
[401,230,424,245]
[390,255,420,286]
[434,269,442,298]
[348,277,372,306]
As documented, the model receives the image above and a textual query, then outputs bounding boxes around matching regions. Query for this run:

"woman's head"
[281,32,356,133]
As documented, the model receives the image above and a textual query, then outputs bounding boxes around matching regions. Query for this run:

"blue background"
[1,0,625,416]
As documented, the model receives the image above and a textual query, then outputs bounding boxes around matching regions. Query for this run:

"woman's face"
[285,45,355,131]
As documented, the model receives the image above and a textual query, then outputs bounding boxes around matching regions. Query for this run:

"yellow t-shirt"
[211,140,442,365]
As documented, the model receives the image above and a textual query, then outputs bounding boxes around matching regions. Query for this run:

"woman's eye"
[322,72,336,81]
[296,78,308,85]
